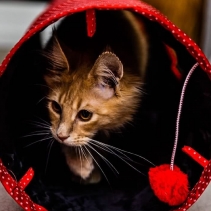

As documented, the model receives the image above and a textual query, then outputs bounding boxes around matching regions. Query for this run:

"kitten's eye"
[51,100,62,114]
[78,110,92,121]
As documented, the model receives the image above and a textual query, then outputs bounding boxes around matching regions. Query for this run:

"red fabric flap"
[0,0,211,77]
[0,160,47,211]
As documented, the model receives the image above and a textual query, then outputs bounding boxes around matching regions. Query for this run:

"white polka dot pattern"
[86,9,96,37]
[0,0,211,77]
[182,146,209,168]
[173,161,211,211]
[0,160,47,211]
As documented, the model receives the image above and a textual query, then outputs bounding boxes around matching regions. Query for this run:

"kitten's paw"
[85,168,101,184]
[71,168,101,185]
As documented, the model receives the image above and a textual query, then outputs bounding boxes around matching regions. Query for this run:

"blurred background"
[0,0,210,62]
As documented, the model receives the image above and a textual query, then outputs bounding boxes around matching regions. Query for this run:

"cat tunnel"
[0,0,211,210]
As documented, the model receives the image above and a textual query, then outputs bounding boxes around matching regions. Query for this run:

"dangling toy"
[148,63,199,206]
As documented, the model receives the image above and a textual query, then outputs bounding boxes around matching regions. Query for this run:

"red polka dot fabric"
[174,161,211,211]
[0,160,47,211]
[182,146,209,168]
[0,0,211,210]
[86,9,96,37]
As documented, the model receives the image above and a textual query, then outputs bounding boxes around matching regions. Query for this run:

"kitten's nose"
[57,133,69,142]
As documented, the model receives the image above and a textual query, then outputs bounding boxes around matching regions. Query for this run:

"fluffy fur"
[43,10,148,183]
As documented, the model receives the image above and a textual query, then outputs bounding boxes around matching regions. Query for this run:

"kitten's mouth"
[55,136,88,146]
[51,129,89,146]
[55,136,88,147]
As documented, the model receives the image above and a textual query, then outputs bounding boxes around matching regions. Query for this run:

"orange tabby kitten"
[43,10,148,184]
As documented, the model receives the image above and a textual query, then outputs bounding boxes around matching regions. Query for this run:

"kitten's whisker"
[29,124,50,130]
[77,147,83,180]
[83,145,110,185]
[36,96,47,105]
[90,141,144,166]
[88,141,145,176]
[89,141,118,156]
[89,140,134,163]
[90,140,148,169]
[45,139,54,174]
[23,136,52,148]
[23,128,50,133]
[20,132,51,139]
[87,143,119,175]
[8,169,17,182]
[124,121,135,128]
[34,84,57,94]
[79,147,89,184]
[76,147,79,157]
[90,139,155,167]
[80,146,89,162]
[27,121,50,129]
[33,115,51,126]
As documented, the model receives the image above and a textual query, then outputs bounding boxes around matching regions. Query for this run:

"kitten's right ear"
[89,51,123,99]
[43,29,69,85]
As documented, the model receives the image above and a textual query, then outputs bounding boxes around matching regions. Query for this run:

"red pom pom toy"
[149,164,189,206]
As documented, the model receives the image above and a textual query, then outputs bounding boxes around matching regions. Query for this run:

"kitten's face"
[47,76,122,146]
[44,34,142,147]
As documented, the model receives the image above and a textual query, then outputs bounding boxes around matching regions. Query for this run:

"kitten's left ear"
[43,28,69,73]
[43,29,70,86]
[89,51,123,98]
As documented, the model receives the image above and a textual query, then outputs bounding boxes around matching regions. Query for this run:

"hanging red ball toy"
[148,63,199,206]
[148,164,189,206]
